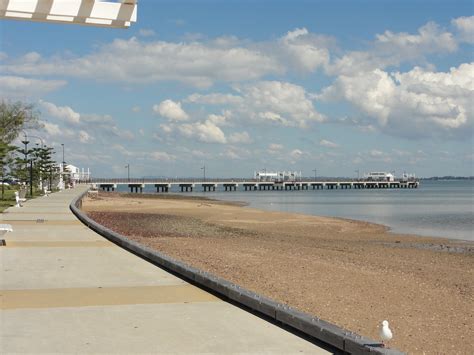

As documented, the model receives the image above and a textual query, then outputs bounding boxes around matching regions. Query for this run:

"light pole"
[22,133,44,196]
[125,164,130,182]
[312,168,317,181]
[59,143,65,190]
[61,143,65,166]
[201,165,206,182]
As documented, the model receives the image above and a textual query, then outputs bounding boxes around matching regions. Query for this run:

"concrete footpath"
[0,187,332,354]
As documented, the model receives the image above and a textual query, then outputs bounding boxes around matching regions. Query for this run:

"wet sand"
[83,192,474,354]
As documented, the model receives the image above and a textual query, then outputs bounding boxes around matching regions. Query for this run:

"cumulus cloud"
[327,22,458,76]
[39,100,81,124]
[41,121,62,136]
[153,99,189,121]
[320,139,339,148]
[278,27,331,72]
[267,143,284,154]
[138,28,156,37]
[178,120,227,144]
[1,37,283,88]
[150,151,176,161]
[452,16,474,43]
[228,131,252,144]
[289,149,305,162]
[189,81,324,128]
[186,93,243,105]
[320,62,473,139]
[0,76,66,99]
[37,100,135,144]
[78,130,93,143]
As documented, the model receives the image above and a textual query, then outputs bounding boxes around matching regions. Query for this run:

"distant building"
[255,170,302,182]
[364,172,395,182]
[58,164,91,188]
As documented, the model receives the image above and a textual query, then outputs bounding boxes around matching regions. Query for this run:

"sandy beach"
[83,192,474,354]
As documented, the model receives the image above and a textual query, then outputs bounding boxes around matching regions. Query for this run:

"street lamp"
[201,165,206,182]
[312,168,317,181]
[61,143,65,166]
[58,143,66,190]
[125,164,130,182]
[21,132,44,196]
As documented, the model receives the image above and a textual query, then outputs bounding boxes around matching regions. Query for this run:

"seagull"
[379,320,393,347]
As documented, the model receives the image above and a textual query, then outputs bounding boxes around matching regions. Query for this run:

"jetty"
[91,178,420,193]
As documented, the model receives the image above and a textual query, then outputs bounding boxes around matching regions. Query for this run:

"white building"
[364,172,395,182]
[255,170,302,182]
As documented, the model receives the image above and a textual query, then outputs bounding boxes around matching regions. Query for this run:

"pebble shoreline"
[83,192,474,354]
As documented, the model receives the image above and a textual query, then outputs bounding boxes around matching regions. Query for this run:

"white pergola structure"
[0,0,137,28]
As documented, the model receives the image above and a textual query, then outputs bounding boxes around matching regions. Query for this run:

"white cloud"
[279,27,331,72]
[375,22,457,55]
[219,146,251,160]
[138,28,156,37]
[0,76,66,99]
[186,81,324,128]
[41,121,62,136]
[38,100,135,143]
[178,119,227,144]
[150,151,176,161]
[207,113,230,126]
[81,113,114,124]
[186,93,243,105]
[78,130,93,143]
[268,143,283,152]
[112,144,134,157]
[39,100,81,124]
[153,99,189,121]
[319,62,473,139]
[452,16,474,43]
[132,106,141,113]
[2,37,283,88]
[327,21,458,76]
[320,139,339,148]
[289,149,305,162]
[228,131,252,144]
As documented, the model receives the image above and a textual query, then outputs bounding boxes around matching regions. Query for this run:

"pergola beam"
[0,0,137,28]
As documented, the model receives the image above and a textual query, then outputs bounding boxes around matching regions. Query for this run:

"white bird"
[379,320,393,347]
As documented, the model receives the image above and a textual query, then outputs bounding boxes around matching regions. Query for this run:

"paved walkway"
[0,187,331,354]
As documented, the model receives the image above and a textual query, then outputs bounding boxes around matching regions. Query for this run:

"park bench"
[0,224,12,246]
[15,189,27,207]
[43,186,51,196]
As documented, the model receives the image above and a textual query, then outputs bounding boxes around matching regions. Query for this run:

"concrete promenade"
[0,186,331,354]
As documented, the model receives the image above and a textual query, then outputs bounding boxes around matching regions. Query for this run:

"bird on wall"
[379,320,393,347]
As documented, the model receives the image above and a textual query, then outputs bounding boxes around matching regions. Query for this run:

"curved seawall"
[71,189,404,355]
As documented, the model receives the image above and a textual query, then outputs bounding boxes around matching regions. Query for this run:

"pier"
[91,178,419,193]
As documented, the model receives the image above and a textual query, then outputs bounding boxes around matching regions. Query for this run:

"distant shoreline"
[83,192,474,354]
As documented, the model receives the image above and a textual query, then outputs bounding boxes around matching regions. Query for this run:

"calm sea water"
[118,180,474,241]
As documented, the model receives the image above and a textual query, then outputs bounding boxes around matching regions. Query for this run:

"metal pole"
[29,159,33,197]
[125,164,130,182]
[201,165,206,182]
[61,144,65,166]
[313,169,317,181]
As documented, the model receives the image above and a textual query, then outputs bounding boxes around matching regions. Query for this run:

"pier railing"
[90,177,419,184]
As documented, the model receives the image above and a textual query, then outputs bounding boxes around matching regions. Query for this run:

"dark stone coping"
[70,190,404,355]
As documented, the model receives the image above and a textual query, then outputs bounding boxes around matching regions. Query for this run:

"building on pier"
[364,172,395,182]
[254,170,302,182]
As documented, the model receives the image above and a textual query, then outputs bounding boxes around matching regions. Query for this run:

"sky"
[0,0,473,178]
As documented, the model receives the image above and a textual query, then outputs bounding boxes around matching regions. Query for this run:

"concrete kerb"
[70,190,405,355]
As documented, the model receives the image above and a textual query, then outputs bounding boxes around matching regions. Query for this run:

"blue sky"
[0,0,473,178]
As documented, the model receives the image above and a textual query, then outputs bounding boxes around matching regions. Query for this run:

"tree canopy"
[0,101,41,144]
